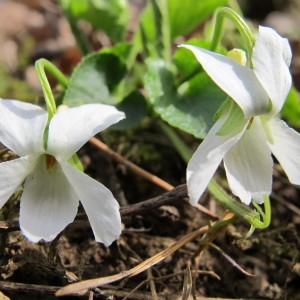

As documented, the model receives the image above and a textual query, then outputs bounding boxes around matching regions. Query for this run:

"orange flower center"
[45,154,57,169]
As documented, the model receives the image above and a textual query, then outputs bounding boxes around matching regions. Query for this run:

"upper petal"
[47,104,125,160]
[179,44,269,118]
[19,157,79,242]
[0,99,47,156]
[0,155,39,208]
[223,117,273,204]
[187,108,248,205]
[252,26,292,114]
[267,117,300,185]
[61,162,121,246]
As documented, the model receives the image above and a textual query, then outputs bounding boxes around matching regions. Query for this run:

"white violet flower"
[180,26,300,205]
[0,99,125,246]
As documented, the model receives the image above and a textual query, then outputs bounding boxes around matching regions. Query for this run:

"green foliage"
[168,0,228,40]
[281,86,300,127]
[137,0,228,59]
[112,91,148,130]
[60,0,128,42]
[145,58,226,138]
[58,0,231,132]
[173,39,212,77]
[63,52,127,107]
[62,51,148,129]
[99,42,133,65]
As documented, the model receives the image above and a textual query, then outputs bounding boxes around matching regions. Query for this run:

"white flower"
[0,99,125,246]
[180,26,300,205]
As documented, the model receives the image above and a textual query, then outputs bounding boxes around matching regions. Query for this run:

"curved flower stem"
[35,59,69,118]
[35,58,85,171]
[35,59,56,118]
[210,7,255,63]
[177,8,255,87]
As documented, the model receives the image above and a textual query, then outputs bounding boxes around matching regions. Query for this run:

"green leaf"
[111,91,148,130]
[281,86,300,127]
[174,40,211,77]
[60,0,128,42]
[168,0,228,40]
[174,39,227,81]
[63,52,126,107]
[145,58,226,138]
[100,43,133,65]
[137,0,227,56]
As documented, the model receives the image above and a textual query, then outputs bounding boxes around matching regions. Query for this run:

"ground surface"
[0,0,300,299]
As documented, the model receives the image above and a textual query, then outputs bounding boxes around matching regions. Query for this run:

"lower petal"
[19,157,79,242]
[0,155,38,208]
[267,117,300,185]
[224,117,273,204]
[187,110,248,205]
[61,162,121,246]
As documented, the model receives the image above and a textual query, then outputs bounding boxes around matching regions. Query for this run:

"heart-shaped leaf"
[145,58,226,138]
[63,52,126,107]
[112,91,148,130]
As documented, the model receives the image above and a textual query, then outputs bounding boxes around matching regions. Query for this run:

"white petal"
[0,99,47,156]
[252,26,292,114]
[224,117,273,204]
[47,104,125,160]
[0,155,38,208]
[267,118,300,184]
[61,162,121,246]
[19,157,79,242]
[187,110,248,205]
[179,44,269,118]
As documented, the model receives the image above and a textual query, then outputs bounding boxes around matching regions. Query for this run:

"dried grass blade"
[209,243,255,276]
[56,225,208,296]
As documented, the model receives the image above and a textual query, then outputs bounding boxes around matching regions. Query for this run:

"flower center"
[45,154,57,170]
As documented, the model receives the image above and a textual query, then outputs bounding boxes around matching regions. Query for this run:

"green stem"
[35,58,83,171]
[210,7,255,60]
[150,0,164,59]
[41,59,69,88]
[252,195,271,228]
[35,59,69,118]
[35,59,56,118]
[150,0,171,62]
[60,0,91,56]
[178,8,254,86]
[160,0,171,63]
[227,0,243,15]
[157,120,192,163]
[208,179,260,223]
[178,8,255,88]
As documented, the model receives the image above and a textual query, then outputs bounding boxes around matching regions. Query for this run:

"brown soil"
[0,1,299,299]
